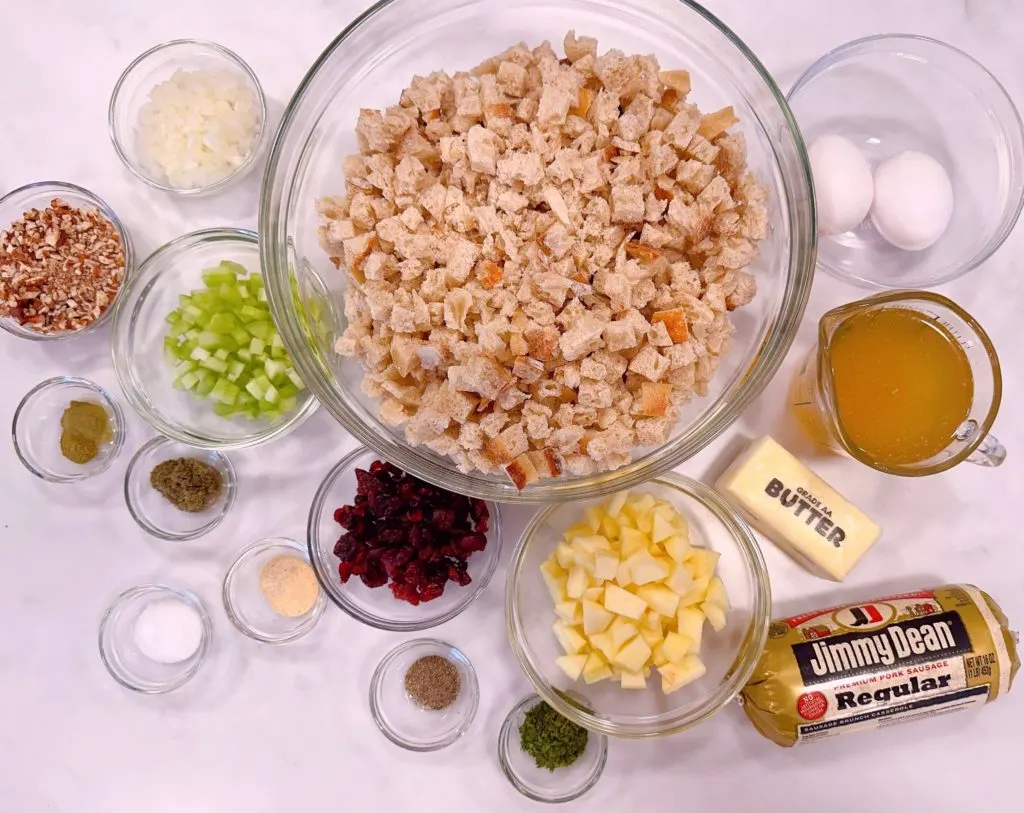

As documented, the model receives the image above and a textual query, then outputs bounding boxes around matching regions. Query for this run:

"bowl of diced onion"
[506,475,770,738]
[108,39,267,195]
[111,228,318,450]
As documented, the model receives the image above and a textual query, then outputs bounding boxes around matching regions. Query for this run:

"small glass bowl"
[788,34,1024,288]
[98,584,212,694]
[498,693,608,804]
[0,182,134,341]
[110,228,317,450]
[369,638,479,751]
[124,436,236,540]
[223,537,327,643]
[13,376,126,483]
[506,473,771,738]
[307,446,502,632]
[108,39,267,195]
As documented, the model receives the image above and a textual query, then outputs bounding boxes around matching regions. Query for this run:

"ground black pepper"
[519,701,588,771]
[150,457,223,513]
[404,655,461,710]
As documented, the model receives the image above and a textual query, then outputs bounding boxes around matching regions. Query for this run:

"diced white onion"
[136,68,261,189]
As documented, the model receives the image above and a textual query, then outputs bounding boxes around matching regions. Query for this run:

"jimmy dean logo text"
[793,612,973,686]
[763,478,846,547]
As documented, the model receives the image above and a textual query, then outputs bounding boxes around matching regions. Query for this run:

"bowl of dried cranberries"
[307,446,503,631]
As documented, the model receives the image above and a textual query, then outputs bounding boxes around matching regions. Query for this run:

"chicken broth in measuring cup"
[790,292,1005,475]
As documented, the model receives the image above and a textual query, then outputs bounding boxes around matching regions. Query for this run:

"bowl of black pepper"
[124,436,236,540]
[369,638,479,752]
[498,693,608,803]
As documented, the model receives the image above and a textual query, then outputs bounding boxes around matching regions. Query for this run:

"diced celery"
[195,374,217,396]
[239,304,266,323]
[177,371,200,391]
[264,359,287,383]
[213,402,241,417]
[183,304,204,322]
[200,357,229,374]
[185,328,201,341]
[202,267,238,287]
[208,312,238,334]
[213,348,230,361]
[165,308,182,325]
[210,378,240,405]
[279,396,298,413]
[237,284,250,299]
[190,346,211,362]
[286,369,306,391]
[236,348,252,362]
[249,337,266,355]
[219,260,247,277]
[247,273,264,292]
[231,327,250,347]
[277,381,298,399]
[257,288,268,303]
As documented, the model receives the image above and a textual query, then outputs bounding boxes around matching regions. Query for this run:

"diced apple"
[566,566,590,599]
[634,494,656,514]
[636,511,653,534]
[639,625,663,647]
[616,561,633,586]
[702,601,727,632]
[600,515,620,541]
[687,548,721,580]
[589,631,618,661]
[679,575,710,607]
[604,584,647,619]
[541,558,568,602]
[555,542,575,570]
[662,534,692,564]
[627,551,669,586]
[556,654,588,681]
[651,641,668,666]
[553,621,588,655]
[584,506,603,533]
[676,607,705,652]
[705,576,731,611]
[619,526,648,557]
[659,655,706,694]
[613,636,653,673]
[609,618,639,649]
[636,584,680,618]
[564,522,592,541]
[618,513,637,530]
[651,512,675,544]
[661,631,692,664]
[574,534,611,554]
[594,552,619,582]
[607,491,629,517]
[582,586,604,602]
[640,608,663,630]
[620,670,646,689]
[554,600,582,624]
[571,550,596,574]
[582,600,614,635]
[666,563,694,595]
[582,652,613,684]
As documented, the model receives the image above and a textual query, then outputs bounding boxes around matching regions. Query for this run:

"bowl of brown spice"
[369,638,479,752]
[223,537,326,643]
[0,182,132,340]
[124,436,236,540]
[13,376,126,483]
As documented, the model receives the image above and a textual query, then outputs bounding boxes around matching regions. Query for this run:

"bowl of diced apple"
[505,475,771,738]
[111,228,318,449]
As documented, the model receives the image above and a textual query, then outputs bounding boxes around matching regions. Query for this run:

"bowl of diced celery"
[111,228,318,449]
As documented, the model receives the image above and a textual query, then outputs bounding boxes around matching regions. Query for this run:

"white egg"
[871,150,954,251]
[808,135,874,236]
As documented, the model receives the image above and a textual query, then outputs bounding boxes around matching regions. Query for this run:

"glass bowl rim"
[497,691,609,803]
[97,583,213,694]
[222,535,328,643]
[109,226,319,450]
[505,471,771,737]
[368,637,480,751]
[259,0,817,503]
[787,32,1024,289]
[12,375,127,483]
[0,181,135,342]
[123,435,238,540]
[107,38,269,196]
[306,445,504,631]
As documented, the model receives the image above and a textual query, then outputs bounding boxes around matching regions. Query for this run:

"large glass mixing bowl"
[260,0,816,502]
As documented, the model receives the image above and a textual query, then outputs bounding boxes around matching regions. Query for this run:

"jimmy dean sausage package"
[741,584,1019,746]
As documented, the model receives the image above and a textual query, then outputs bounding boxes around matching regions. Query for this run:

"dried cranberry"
[330,459,490,604]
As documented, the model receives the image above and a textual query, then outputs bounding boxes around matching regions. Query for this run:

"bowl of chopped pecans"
[0,182,133,340]
[261,0,816,502]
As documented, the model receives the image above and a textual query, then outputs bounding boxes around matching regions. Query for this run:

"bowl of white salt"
[108,39,267,195]
[98,584,212,693]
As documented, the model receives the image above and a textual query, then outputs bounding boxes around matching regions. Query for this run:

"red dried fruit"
[331,459,490,605]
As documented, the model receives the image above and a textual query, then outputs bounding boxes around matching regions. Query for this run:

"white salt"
[133,598,203,664]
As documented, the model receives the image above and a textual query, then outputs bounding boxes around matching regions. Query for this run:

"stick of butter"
[715,436,881,580]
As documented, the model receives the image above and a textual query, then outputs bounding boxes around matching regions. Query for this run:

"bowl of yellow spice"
[124,436,236,540]
[13,376,125,483]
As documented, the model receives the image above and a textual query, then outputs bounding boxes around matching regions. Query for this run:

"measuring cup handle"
[966,432,1006,468]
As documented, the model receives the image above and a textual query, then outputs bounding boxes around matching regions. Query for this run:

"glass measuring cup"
[790,291,1004,475]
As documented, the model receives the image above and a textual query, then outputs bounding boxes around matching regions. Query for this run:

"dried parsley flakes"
[519,701,588,771]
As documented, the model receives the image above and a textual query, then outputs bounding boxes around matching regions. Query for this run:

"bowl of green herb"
[498,693,608,803]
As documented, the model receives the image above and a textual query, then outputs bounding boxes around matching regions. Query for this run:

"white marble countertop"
[1,1,1021,811]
